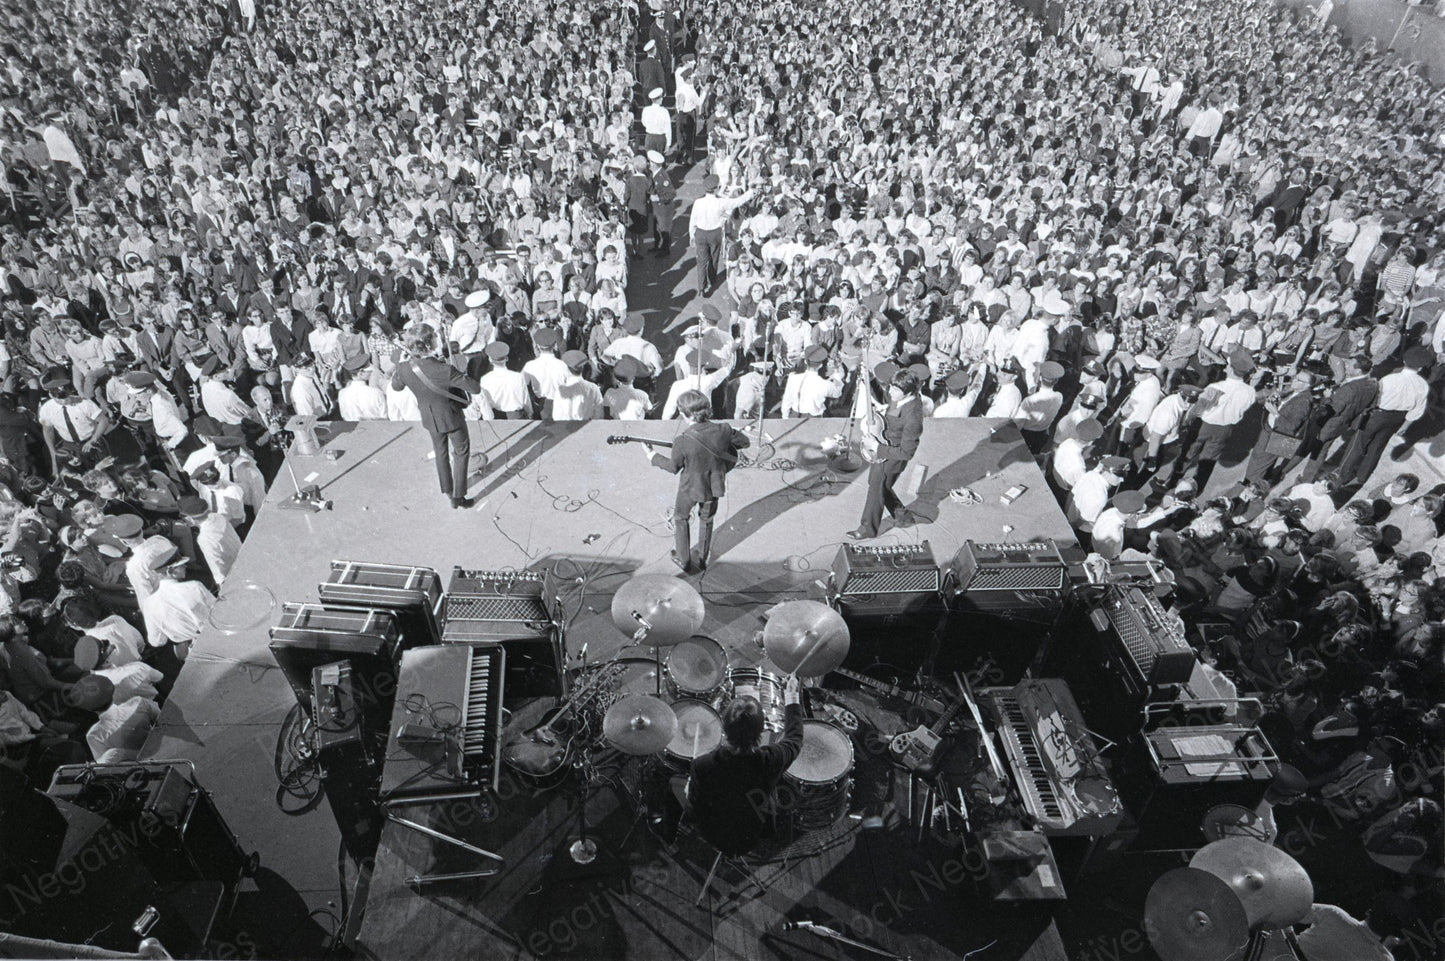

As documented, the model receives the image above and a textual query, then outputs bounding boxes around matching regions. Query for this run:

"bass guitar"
[888,688,973,777]
[605,435,674,449]
[831,667,946,726]
[501,664,622,779]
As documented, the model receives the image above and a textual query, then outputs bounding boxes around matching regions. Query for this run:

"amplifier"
[270,604,403,736]
[319,560,443,648]
[1092,585,1196,688]
[442,568,564,701]
[947,541,1069,618]
[830,541,943,616]
[311,662,382,861]
[48,761,254,892]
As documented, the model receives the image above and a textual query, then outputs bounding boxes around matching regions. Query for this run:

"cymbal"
[1191,837,1314,929]
[762,601,850,677]
[603,694,677,755]
[610,575,705,647]
[1145,868,1250,961]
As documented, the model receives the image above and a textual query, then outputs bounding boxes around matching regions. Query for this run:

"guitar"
[888,688,973,776]
[501,664,622,779]
[832,667,946,726]
[605,435,674,449]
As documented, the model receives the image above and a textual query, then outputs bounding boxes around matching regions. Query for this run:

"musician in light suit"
[849,368,924,539]
[391,326,481,509]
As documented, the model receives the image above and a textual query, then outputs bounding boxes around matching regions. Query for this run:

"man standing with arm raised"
[691,176,754,297]
[391,325,481,509]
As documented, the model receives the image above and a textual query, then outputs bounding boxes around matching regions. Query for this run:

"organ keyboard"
[377,645,507,884]
[981,679,1123,838]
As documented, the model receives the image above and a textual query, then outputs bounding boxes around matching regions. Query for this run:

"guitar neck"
[607,435,674,449]
[930,695,970,737]
[834,667,904,700]
[539,667,616,733]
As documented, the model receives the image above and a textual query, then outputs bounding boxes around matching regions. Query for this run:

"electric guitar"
[832,667,947,725]
[888,689,973,776]
[605,435,674,449]
[501,664,622,779]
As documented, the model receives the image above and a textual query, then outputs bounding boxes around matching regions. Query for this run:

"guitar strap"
[408,359,470,407]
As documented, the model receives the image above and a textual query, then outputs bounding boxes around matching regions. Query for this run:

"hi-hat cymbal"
[1145,867,1250,961]
[603,694,677,755]
[762,601,850,677]
[611,575,705,647]
[1191,837,1314,929]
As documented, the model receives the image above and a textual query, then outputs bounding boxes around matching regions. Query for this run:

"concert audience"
[0,0,1441,942]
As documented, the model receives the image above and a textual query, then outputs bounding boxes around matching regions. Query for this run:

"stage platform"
[141,417,1078,961]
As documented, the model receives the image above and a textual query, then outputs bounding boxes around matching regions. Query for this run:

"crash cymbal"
[1191,837,1314,929]
[762,601,850,677]
[611,575,705,647]
[1145,868,1250,961]
[603,694,677,755]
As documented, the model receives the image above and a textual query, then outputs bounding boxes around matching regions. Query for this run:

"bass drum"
[778,720,854,832]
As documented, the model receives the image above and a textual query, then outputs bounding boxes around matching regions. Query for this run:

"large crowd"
[1,0,1442,946]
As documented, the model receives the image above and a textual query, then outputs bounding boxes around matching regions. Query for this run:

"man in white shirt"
[1338,346,1432,489]
[933,370,976,418]
[179,495,240,586]
[781,346,844,418]
[674,60,702,159]
[124,532,178,604]
[552,352,603,421]
[37,369,111,475]
[1014,360,1065,451]
[1180,353,1258,491]
[199,364,257,432]
[1068,456,1129,533]
[690,177,754,295]
[478,341,532,418]
[1093,488,1148,560]
[337,356,388,420]
[1114,355,1163,456]
[1052,418,1103,492]
[641,88,672,156]
[140,549,216,660]
[602,316,665,379]
[522,328,569,419]
[184,434,266,511]
[1284,476,1340,532]
[450,290,496,379]
[605,356,652,420]
[289,357,330,417]
[1142,383,1201,476]
[65,598,146,669]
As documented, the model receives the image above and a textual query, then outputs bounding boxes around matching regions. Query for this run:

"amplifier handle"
[1142,698,1264,733]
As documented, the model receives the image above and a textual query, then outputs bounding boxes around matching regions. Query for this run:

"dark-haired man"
[645,389,750,573]
[687,673,802,855]
[849,368,924,539]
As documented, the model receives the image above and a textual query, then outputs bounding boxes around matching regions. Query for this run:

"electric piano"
[980,679,1123,838]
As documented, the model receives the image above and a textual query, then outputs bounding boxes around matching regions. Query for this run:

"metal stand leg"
[696,851,724,905]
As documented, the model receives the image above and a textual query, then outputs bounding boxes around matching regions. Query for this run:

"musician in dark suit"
[645,390,750,573]
[687,674,802,856]
[850,368,924,539]
[391,326,481,508]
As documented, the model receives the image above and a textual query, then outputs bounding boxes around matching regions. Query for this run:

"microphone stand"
[751,316,776,452]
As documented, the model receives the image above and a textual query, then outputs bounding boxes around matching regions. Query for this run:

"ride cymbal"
[611,574,705,647]
[761,600,850,677]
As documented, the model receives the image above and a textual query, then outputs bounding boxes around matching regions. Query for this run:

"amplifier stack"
[946,540,1069,620]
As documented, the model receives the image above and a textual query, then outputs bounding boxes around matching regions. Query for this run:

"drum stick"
[786,630,829,679]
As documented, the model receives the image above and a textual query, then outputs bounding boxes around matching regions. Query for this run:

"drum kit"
[1144,837,1317,961]
[585,574,858,834]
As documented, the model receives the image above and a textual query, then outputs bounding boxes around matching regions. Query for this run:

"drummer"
[687,674,803,855]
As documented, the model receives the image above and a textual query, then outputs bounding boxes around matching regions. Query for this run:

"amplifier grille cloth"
[842,569,940,593]
[444,596,547,622]
[967,568,1065,591]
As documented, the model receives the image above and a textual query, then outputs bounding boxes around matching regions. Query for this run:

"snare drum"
[726,668,786,734]
[664,699,723,769]
[666,636,730,701]
[780,720,854,831]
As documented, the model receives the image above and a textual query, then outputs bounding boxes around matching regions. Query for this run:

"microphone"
[631,611,652,631]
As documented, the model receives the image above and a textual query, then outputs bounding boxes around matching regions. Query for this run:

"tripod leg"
[696,851,724,906]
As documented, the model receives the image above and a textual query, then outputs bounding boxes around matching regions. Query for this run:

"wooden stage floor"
[141,417,1080,961]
